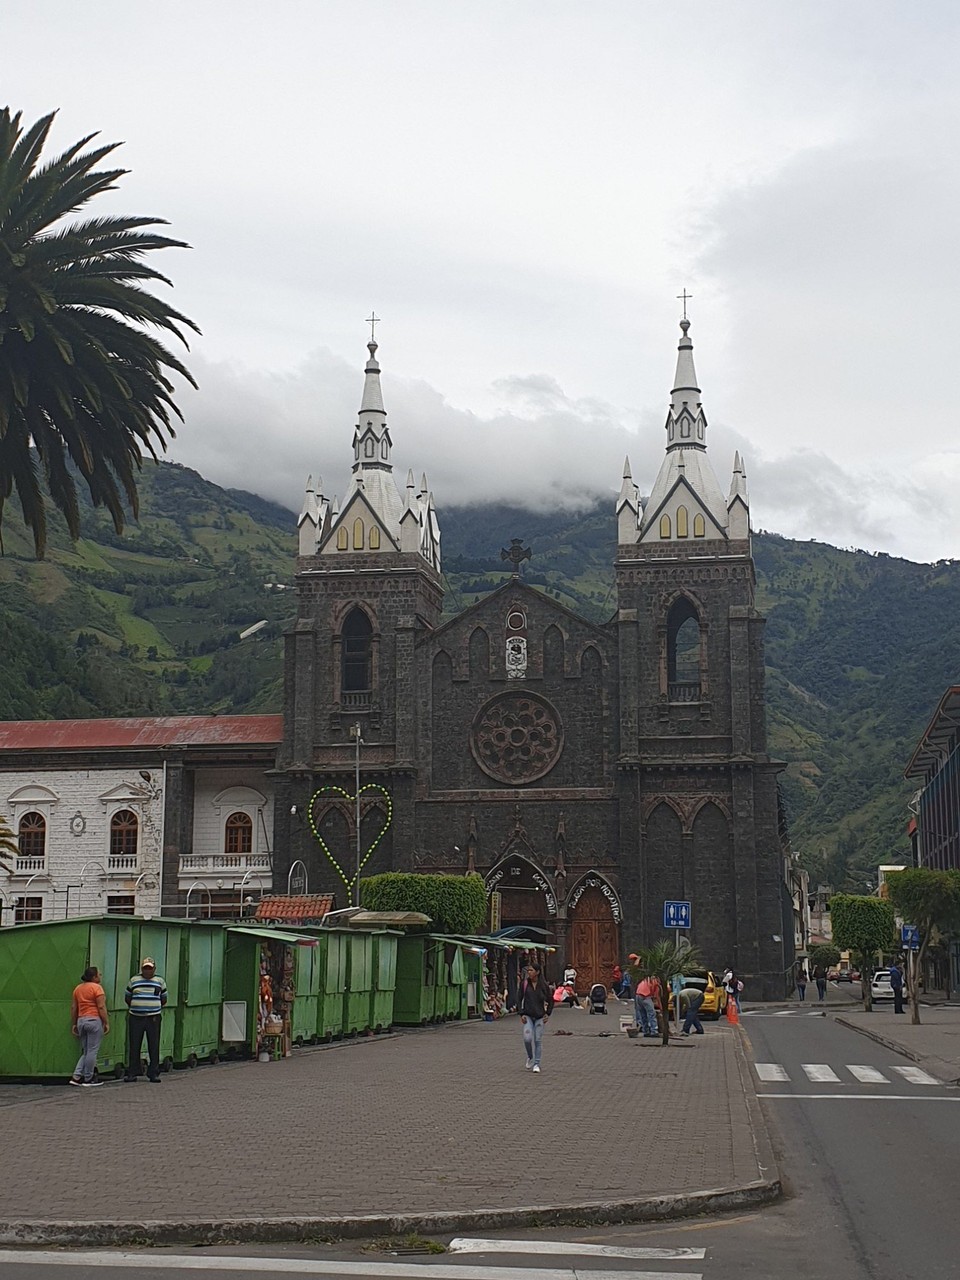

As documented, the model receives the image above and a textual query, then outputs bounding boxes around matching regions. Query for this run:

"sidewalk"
[0,1006,778,1245]
[835,1002,960,1084]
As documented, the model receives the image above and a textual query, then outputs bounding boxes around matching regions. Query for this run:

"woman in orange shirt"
[70,966,109,1087]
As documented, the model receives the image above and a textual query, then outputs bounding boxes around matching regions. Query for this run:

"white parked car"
[871,969,907,1002]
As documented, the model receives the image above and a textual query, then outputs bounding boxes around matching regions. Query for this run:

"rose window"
[470,693,563,784]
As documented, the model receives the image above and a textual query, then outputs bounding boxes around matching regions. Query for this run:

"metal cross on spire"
[676,290,692,321]
[366,311,381,342]
[501,538,532,577]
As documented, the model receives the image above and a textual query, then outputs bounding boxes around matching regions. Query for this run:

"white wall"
[1,766,164,925]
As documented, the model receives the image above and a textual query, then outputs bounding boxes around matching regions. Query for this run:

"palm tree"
[627,939,703,1045]
[0,107,199,556]
[0,814,17,871]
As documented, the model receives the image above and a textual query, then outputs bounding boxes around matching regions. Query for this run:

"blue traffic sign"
[901,924,920,950]
[663,900,692,929]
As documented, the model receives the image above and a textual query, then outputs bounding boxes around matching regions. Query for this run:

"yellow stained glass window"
[659,514,671,538]
[677,506,689,537]
[353,518,364,549]
[693,513,705,538]
[337,527,348,550]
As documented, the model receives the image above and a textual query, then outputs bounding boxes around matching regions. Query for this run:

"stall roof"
[255,895,335,923]
[462,933,556,953]
[339,910,431,928]
[904,685,960,780]
[225,925,318,945]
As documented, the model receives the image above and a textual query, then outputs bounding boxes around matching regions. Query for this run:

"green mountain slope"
[2,467,956,886]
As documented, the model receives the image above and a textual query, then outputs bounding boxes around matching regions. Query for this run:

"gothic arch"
[641,795,687,830]
[578,642,603,675]
[331,599,379,632]
[469,625,491,676]
[565,869,622,923]
[484,852,557,917]
[543,624,565,678]
[689,795,732,827]
[663,592,705,699]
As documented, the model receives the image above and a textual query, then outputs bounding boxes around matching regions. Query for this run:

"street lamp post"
[349,722,363,908]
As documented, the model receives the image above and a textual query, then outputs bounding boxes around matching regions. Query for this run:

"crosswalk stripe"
[802,1063,842,1083]
[0,1251,705,1280]
[892,1065,941,1085]
[755,1062,789,1081]
[847,1065,889,1084]
[448,1238,706,1260]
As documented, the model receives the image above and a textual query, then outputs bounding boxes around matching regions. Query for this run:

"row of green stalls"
[0,915,226,1079]
[0,916,401,1080]
[220,924,400,1058]
[392,934,486,1026]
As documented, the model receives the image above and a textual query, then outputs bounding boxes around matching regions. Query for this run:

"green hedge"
[360,872,487,935]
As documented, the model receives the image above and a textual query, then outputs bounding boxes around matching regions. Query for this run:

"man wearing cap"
[124,957,167,1083]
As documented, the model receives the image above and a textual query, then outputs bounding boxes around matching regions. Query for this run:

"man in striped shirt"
[124,957,167,1083]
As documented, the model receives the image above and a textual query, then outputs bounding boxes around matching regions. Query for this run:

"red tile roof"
[255,895,335,922]
[0,715,283,752]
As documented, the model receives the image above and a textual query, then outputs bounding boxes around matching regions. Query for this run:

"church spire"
[637,309,728,542]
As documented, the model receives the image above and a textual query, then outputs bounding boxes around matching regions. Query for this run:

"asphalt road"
[3,1008,959,1280]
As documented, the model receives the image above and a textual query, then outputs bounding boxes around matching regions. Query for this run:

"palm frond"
[0,106,199,556]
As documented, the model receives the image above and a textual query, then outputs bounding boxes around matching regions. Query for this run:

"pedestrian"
[679,985,705,1035]
[889,958,905,1015]
[813,964,828,1003]
[635,975,660,1038]
[69,965,109,1087]
[796,965,808,1002]
[722,968,742,1011]
[611,963,624,997]
[518,962,552,1073]
[124,956,167,1083]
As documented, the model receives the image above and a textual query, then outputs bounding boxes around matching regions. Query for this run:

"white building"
[0,716,281,925]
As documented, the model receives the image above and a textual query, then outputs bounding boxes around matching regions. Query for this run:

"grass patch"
[366,1234,446,1255]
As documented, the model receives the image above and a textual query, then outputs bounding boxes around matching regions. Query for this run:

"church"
[275,315,788,999]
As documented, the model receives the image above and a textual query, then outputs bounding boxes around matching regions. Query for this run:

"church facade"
[275,317,788,999]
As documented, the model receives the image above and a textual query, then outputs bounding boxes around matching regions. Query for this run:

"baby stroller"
[588,982,608,1015]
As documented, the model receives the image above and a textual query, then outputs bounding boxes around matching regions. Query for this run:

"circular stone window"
[470,692,563,785]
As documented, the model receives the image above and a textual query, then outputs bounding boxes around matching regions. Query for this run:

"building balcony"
[341,690,372,711]
[668,682,701,704]
[14,856,46,875]
[179,853,272,875]
[107,854,139,874]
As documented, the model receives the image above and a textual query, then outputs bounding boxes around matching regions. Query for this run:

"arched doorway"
[567,878,621,993]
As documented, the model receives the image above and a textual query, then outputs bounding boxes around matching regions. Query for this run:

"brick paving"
[0,1007,763,1224]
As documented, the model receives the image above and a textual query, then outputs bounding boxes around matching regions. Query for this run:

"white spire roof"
[307,331,441,570]
[639,316,729,540]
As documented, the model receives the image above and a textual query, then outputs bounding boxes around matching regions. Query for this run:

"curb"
[833,1016,960,1083]
[0,1180,783,1249]
[733,1025,783,1193]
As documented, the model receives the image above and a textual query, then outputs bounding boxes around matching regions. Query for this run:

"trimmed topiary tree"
[829,894,895,1011]
[360,872,487,935]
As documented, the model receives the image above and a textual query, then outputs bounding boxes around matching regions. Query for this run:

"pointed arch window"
[342,607,373,692]
[659,514,671,539]
[677,506,689,538]
[666,596,702,703]
[693,513,705,538]
[353,518,364,549]
[18,812,46,862]
[336,526,348,550]
[225,811,253,856]
[369,526,381,550]
[680,418,690,438]
[110,809,139,859]
[364,437,375,457]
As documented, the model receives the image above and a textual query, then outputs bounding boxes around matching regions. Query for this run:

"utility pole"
[349,723,363,908]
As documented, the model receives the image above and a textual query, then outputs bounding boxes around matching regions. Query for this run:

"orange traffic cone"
[725,997,739,1025]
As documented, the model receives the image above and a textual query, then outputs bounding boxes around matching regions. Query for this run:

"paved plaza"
[0,1006,770,1235]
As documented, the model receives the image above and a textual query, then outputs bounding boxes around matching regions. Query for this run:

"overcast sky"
[6,2,959,561]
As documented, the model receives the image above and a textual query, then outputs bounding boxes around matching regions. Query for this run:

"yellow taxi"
[666,969,728,1020]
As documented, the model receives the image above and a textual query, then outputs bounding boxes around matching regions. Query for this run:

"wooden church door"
[568,887,620,992]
